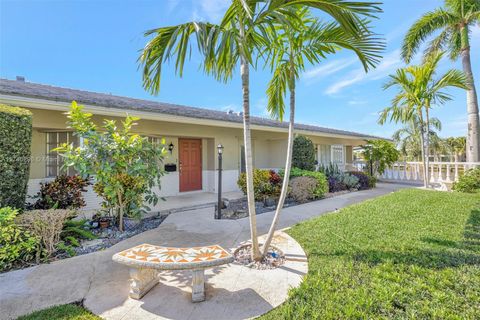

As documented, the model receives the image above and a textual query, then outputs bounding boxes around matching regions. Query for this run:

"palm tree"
[139,0,383,261]
[393,117,442,161]
[445,136,467,161]
[261,8,383,256]
[402,0,480,162]
[379,51,467,187]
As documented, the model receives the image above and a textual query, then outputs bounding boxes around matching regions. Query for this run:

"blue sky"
[1,0,478,138]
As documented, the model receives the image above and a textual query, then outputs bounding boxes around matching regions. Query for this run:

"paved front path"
[0,183,408,320]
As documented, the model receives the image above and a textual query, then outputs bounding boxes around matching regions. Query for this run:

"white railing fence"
[349,161,480,185]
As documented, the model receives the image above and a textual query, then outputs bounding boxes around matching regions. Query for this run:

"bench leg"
[129,268,158,299]
[191,269,205,302]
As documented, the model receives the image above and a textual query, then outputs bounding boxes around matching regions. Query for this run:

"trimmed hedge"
[0,104,32,209]
[292,136,316,171]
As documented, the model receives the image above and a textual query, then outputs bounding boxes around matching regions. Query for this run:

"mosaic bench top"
[113,243,234,270]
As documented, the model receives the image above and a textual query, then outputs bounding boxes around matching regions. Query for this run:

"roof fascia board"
[0,94,373,140]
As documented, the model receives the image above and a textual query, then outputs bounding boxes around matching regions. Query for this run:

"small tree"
[292,136,316,171]
[56,102,167,231]
[362,140,399,176]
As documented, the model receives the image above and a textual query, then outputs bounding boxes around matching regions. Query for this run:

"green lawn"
[17,189,480,319]
[17,304,100,320]
[261,189,480,319]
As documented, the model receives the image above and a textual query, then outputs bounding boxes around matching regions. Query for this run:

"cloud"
[325,49,403,95]
[192,0,230,22]
[348,99,368,106]
[303,58,357,83]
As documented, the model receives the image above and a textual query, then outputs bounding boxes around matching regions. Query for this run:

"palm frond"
[266,61,290,120]
[139,22,218,95]
[402,8,456,63]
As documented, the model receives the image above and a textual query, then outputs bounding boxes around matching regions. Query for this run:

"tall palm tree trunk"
[240,55,261,261]
[425,106,431,186]
[418,111,428,188]
[261,63,295,256]
[461,27,480,162]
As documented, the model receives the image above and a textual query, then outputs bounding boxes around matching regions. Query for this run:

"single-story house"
[0,78,381,210]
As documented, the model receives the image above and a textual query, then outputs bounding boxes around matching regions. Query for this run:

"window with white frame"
[331,144,344,164]
[46,132,79,177]
[316,144,331,165]
[146,136,163,145]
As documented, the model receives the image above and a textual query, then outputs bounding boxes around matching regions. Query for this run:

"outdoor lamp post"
[216,144,224,219]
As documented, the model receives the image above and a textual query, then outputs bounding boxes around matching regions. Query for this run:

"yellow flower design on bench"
[116,244,232,264]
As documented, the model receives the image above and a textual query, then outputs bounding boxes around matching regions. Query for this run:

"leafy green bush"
[288,168,328,198]
[28,175,90,210]
[55,102,167,231]
[0,105,32,209]
[237,169,282,201]
[342,173,360,189]
[292,136,316,171]
[347,171,376,190]
[362,139,399,176]
[453,168,480,193]
[0,207,38,271]
[288,176,318,203]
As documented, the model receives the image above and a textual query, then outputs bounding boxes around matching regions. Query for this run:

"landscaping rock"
[234,244,285,270]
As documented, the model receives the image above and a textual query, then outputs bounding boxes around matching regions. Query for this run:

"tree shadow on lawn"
[312,208,480,270]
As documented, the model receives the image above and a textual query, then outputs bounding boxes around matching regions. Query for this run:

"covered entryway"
[179,138,202,192]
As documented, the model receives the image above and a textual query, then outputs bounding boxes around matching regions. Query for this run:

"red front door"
[179,138,202,192]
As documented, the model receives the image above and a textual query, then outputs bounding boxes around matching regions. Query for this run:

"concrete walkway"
[0,183,408,320]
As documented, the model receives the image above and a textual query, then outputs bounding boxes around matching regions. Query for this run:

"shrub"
[328,172,360,192]
[328,174,347,192]
[60,219,96,256]
[17,209,74,259]
[292,136,316,171]
[237,169,282,201]
[0,105,32,209]
[347,171,376,190]
[55,102,167,231]
[28,175,90,210]
[0,207,38,271]
[318,163,342,177]
[288,168,328,198]
[453,168,480,193]
[362,139,399,176]
[289,176,318,203]
[343,174,360,190]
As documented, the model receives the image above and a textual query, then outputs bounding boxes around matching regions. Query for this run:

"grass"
[17,304,101,320]
[260,189,480,319]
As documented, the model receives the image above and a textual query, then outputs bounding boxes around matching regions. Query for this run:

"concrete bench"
[112,243,234,302]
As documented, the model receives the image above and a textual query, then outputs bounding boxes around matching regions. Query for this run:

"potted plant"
[92,210,112,229]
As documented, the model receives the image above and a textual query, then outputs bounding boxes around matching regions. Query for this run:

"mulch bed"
[71,213,169,256]
[220,189,358,220]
